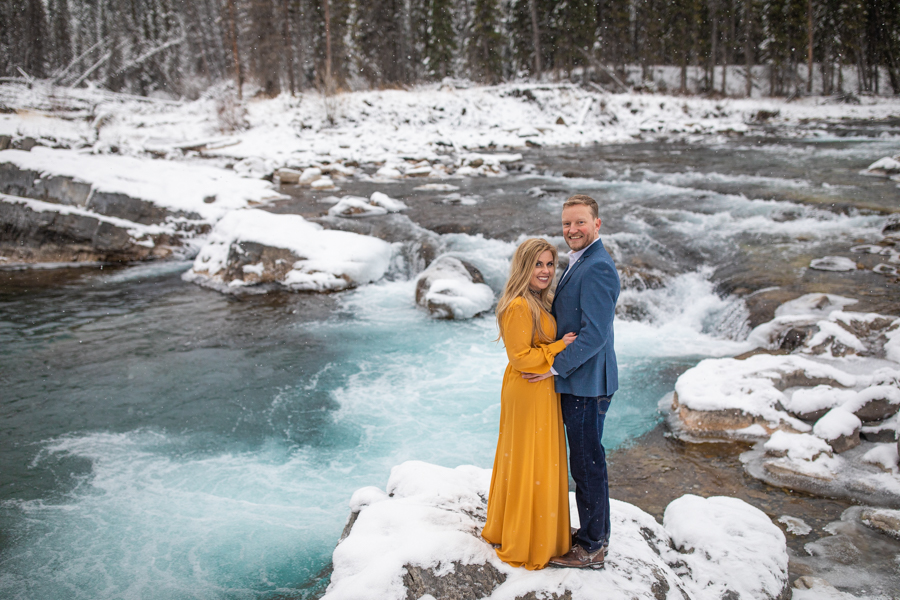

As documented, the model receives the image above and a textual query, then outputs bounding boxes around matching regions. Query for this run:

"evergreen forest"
[2,0,899,98]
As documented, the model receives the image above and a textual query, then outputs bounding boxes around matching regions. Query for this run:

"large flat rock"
[324,461,790,600]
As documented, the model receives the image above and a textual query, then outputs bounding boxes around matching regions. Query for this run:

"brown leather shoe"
[548,544,606,569]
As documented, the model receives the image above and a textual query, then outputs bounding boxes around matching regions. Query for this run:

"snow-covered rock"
[275,167,303,183]
[328,197,388,218]
[368,191,408,212]
[311,176,336,190]
[299,167,323,185]
[327,193,408,219]
[863,155,900,177]
[414,255,493,320]
[843,385,900,422]
[671,296,900,506]
[764,431,833,461]
[0,147,283,224]
[0,147,285,264]
[183,209,392,293]
[813,408,862,453]
[324,461,790,600]
[809,256,858,271]
[233,156,275,179]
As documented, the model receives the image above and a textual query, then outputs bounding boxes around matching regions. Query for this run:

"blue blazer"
[551,238,620,397]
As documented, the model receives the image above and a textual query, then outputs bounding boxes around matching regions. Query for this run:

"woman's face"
[528,250,556,292]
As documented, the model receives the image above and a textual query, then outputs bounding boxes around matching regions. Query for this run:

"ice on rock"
[809,256,858,271]
[184,208,392,293]
[792,577,860,600]
[777,515,812,536]
[859,507,900,540]
[325,461,790,600]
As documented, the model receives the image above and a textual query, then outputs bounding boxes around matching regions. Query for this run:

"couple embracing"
[482,194,619,571]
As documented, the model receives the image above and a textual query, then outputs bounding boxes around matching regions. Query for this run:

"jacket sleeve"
[501,299,568,373]
[552,259,619,379]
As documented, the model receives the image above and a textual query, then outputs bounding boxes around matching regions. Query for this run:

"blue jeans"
[561,393,612,553]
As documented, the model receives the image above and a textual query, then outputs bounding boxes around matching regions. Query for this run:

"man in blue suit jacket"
[524,194,619,569]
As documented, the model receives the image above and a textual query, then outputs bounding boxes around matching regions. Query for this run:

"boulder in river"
[323,461,790,600]
[414,256,493,319]
[184,209,392,293]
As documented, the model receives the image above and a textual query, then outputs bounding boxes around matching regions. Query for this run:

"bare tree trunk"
[723,0,734,94]
[282,0,295,95]
[709,0,718,92]
[807,0,813,93]
[324,0,333,94]
[744,0,752,97]
[528,0,541,78]
[227,0,243,99]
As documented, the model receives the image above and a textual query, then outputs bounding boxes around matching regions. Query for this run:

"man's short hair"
[563,194,599,219]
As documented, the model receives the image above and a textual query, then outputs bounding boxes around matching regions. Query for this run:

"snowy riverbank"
[3,80,900,172]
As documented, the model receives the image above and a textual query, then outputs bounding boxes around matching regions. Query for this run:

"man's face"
[561,205,601,252]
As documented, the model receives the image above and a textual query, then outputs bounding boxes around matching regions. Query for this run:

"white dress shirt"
[549,238,599,376]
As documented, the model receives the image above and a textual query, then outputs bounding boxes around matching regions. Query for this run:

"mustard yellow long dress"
[482,296,571,570]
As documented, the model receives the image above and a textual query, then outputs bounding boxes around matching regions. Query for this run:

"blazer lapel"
[555,238,604,295]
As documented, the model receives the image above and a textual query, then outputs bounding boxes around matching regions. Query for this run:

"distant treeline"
[2,0,898,98]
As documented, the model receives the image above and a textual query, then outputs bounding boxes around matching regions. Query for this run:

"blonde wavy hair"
[496,238,558,345]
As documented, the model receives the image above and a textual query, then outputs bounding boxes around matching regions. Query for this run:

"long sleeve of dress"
[501,298,567,374]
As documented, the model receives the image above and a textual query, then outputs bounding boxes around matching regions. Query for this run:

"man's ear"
[596,218,602,229]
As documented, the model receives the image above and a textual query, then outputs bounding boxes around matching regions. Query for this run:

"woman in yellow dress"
[482,238,576,570]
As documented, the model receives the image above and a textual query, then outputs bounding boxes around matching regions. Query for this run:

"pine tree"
[548,0,596,76]
[249,0,282,97]
[596,0,632,72]
[424,0,456,79]
[467,0,503,83]
[355,0,408,85]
